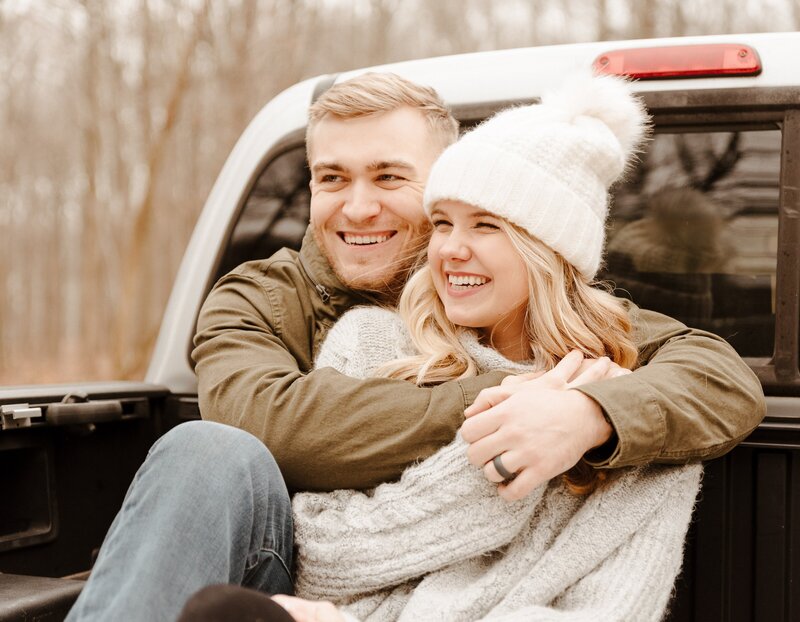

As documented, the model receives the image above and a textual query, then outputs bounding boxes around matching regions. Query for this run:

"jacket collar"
[298,227,380,312]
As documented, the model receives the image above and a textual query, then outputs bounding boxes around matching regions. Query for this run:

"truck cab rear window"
[603,129,780,357]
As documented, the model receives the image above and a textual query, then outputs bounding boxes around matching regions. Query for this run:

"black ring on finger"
[493,454,517,482]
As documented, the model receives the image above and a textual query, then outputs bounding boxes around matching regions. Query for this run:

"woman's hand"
[461,351,631,501]
[271,595,347,622]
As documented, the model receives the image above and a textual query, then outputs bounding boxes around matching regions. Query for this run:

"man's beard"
[346,243,428,303]
[315,229,430,304]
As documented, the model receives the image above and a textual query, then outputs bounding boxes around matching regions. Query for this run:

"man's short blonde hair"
[306,72,459,155]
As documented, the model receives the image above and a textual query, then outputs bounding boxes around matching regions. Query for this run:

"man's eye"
[320,174,343,183]
[375,173,406,184]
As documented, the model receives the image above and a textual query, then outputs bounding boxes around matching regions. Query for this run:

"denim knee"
[150,421,286,497]
[155,420,272,467]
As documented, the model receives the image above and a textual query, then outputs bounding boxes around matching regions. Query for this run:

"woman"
[187,75,702,622]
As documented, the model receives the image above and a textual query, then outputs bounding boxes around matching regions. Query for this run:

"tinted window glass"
[602,130,780,357]
[215,146,310,281]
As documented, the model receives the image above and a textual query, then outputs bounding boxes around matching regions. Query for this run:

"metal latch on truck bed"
[1,395,126,431]
[1,403,43,430]
[46,393,123,427]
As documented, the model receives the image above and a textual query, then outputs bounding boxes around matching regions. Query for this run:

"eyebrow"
[367,160,416,172]
[430,207,499,219]
[311,161,347,174]
[311,159,417,175]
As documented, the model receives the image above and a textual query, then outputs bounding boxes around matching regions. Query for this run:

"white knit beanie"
[423,74,650,279]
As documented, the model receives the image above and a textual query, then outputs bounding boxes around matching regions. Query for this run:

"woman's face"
[428,200,530,359]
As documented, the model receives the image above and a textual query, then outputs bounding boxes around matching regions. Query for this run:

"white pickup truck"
[2,32,799,621]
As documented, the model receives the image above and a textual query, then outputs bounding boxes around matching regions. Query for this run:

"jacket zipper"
[299,249,380,307]
[315,283,331,303]
[299,252,333,306]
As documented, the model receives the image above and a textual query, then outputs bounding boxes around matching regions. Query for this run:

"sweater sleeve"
[483,464,703,622]
[293,435,544,601]
[577,301,764,467]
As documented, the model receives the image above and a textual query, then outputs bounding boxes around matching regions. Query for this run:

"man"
[67,73,764,622]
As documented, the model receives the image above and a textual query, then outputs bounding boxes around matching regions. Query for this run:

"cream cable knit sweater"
[295,306,702,622]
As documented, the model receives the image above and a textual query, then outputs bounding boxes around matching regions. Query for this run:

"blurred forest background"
[2,0,799,385]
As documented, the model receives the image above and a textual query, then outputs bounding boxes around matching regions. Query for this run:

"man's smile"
[338,231,397,246]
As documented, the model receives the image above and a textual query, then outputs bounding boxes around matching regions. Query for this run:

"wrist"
[569,389,613,449]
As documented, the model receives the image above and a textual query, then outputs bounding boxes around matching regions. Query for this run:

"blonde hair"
[378,220,639,494]
[307,72,459,155]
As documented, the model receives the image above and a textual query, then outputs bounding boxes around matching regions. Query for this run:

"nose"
[342,180,381,223]
[437,228,471,262]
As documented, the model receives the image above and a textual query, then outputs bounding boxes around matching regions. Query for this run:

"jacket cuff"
[574,374,666,468]
[458,371,506,410]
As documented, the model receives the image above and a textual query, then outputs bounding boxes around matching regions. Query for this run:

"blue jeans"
[66,420,294,622]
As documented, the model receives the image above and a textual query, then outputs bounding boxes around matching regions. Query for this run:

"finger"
[498,467,546,502]
[611,365,633,378]
[569,358,599,382]
[542,349,585,385]
[464,385,512,418]
[316,601,344,622]
[272,596,343,622]
[501,370,546,386]
[460,407,503,443]
[565,356,611,388]
[465,429,509,468]
[483,450,520,483]
[271,596,312,622]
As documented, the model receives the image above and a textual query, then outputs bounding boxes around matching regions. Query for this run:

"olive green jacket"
[192,230,765,492]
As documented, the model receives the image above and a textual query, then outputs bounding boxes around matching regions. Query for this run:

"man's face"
[308,107,443,292]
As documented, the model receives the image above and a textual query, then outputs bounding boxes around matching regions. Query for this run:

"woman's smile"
[445,271,492,295]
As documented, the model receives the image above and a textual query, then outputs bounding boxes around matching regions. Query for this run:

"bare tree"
[114,0,211,377]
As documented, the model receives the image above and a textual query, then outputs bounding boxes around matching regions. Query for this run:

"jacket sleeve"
[292,436,543,601]
[192,270,504,492]
[577,302,765,467]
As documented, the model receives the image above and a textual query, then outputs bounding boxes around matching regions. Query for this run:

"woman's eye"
[476,222,500,230]
[432,219,452,229]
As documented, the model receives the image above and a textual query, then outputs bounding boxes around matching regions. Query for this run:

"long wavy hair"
[377,220,639,494]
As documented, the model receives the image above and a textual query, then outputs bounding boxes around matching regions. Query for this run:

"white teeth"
[344,233,391,245]
[448,275,488,286]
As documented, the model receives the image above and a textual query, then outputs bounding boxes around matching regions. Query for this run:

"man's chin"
[340,268,398,292]
[337,262,413,300]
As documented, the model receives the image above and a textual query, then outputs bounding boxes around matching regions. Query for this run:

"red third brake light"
[592,43,762,80]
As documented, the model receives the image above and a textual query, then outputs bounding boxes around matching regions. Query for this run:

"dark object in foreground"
[178,585,296,622]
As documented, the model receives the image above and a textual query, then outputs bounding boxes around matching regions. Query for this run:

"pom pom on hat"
[540,73,650,163]
[423,74,651,279]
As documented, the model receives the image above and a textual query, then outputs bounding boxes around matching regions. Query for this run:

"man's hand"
[271,595,347,622]
[460,351,631,501]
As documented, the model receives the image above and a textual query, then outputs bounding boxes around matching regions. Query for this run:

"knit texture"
[302,307,702,621]
[422,74,650,279]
